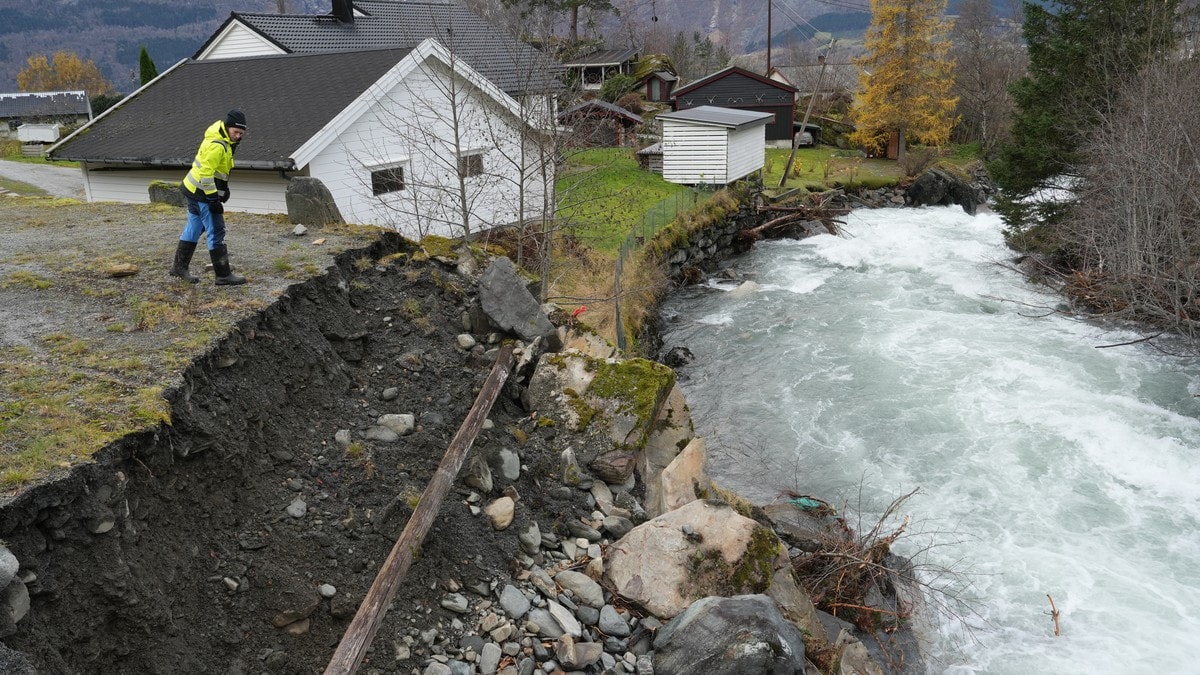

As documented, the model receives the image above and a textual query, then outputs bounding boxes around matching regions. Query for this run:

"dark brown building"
[671,66,797,143]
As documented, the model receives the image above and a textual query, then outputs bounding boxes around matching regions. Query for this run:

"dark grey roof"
[49,48,413,170]
[636,142,662,155]
[656,105,774,130]
[210,1,561,96]
[650,71,678,82]
[557,99,641,125]
[0,91,90,119]
[562,47,639,67]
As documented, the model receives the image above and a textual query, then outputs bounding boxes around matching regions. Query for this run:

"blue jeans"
[180,198,226,250]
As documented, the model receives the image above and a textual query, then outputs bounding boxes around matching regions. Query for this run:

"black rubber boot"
[210,244,246,286]
[169,240,200,283]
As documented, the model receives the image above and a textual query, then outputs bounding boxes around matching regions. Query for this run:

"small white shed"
[657,105,774,186]
[17,123,62,143]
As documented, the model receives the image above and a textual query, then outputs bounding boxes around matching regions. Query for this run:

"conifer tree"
[850,0,957,164]
[990,0,1179,232]
[138,46,158,87]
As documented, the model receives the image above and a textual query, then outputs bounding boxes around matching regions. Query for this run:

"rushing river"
[657,206,1200,674]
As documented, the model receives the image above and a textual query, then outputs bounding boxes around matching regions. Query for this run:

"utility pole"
[779,36,835,189]
[766,0,772,74]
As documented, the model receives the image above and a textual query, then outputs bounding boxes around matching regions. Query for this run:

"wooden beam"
[324,343,517,674]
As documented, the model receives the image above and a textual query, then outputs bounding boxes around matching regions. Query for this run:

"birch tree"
[849,0,956,163]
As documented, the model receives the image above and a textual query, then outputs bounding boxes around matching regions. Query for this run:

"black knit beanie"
[225,109,248,131]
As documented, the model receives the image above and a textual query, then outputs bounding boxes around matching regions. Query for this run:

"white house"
[656,106,774,186]
[193,0,562,127]
[47,40,553,239]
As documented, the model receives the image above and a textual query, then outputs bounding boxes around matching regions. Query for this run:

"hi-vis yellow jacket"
[182,120,234,200]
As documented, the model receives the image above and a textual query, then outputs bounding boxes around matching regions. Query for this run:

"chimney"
[332,0,354,23]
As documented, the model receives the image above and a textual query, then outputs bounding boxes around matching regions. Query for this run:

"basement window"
[458,152,484,178]
[371,165,405,195]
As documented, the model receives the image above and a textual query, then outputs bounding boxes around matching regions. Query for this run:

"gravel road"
[0,159,85,199]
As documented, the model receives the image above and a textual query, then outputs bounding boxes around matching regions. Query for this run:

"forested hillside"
[0,0,1039,94]
[0,0,325,92]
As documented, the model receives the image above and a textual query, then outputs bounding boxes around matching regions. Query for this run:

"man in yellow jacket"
[169,109,247,285]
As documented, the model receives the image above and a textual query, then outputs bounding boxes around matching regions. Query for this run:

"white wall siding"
[661,120,729,185]
[725,125,766,182]
[197,24,285,60]
[80,163,289,214]
[308,59,549,238]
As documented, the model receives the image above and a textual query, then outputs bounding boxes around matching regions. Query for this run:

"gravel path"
[0,159,85,199]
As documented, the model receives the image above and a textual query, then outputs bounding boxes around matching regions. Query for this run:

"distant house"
[194,0,563,120]
[672,66,797,145]
[47,40,551,239]
[0,91,91,140]
[557,100,642,147]
[656,105,773,186]
[561,47,640,91]
[639,71,678,103]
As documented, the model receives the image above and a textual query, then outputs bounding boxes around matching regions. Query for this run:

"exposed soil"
[0,196,586,673]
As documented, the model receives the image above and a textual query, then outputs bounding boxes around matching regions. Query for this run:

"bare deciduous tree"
[1060,56,1200,336]
[948,0,1026,158]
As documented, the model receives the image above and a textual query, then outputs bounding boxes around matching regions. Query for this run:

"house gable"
[195,18,288,60]
[304,39,547,236]
[292,39,525,170]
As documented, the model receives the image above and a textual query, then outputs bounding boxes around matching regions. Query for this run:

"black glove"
[215,179,230,203]
[210,201,224,215]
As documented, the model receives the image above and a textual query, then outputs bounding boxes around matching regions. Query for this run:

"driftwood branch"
[324,343,516,674]
[1046,594,1061,636]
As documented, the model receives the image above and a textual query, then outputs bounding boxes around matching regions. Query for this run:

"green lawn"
[555,148,691,254]
[555,144,980,254]
[763,147,905,191]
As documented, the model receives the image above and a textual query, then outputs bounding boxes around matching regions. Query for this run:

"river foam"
[661,206,1200,674]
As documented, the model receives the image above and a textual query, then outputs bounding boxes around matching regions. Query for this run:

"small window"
[371,166,405,195]
[458,153,484,178]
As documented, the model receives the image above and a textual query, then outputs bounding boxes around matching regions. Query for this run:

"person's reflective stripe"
[184,171,216,193]
[213,170,229,181]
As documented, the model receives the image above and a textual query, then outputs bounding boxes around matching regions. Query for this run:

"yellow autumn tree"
[17,51,114,97]
[850,0,957,163]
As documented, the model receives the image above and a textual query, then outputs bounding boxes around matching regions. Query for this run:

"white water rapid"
[657,206,1200,674]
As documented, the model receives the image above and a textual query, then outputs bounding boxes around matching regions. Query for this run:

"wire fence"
[614,185,715,349]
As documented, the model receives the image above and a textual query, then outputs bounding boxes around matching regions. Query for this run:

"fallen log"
[324,343,517,675]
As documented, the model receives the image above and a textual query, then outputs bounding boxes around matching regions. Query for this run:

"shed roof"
[656,105,774,130]
[0,91,90,119]
[49,48,414,170]
[198,0,562,96]
[561,47,640,67]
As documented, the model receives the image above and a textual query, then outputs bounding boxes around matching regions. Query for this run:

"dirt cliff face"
[0,234,578,673]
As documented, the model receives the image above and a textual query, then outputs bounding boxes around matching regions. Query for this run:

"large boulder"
[653,594,808,675]
[605,499,784,619]
[904,167,978,215]
[477,257,561,350]
[285,176,345,226]
[148,180,186,208]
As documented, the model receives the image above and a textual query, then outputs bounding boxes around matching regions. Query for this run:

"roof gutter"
[52,156,297,171]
